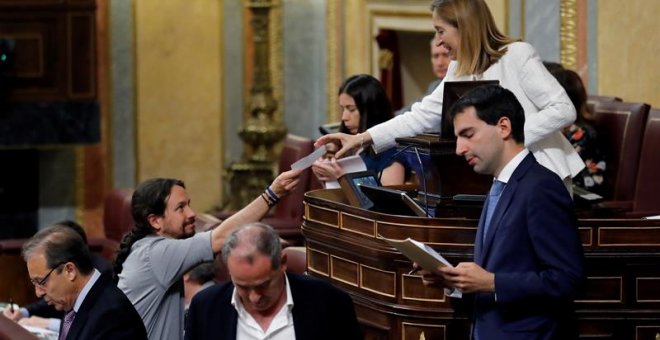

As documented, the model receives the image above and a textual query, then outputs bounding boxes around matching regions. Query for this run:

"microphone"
[413,146,430,217]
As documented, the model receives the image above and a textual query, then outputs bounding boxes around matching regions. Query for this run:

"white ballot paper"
[322,155,368,189]
[380,235,462,298]
[291,145,327,170]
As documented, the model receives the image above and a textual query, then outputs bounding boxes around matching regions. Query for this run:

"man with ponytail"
[114,169,301,340]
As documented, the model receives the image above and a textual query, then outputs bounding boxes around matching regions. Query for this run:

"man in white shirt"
[185,223,362,340]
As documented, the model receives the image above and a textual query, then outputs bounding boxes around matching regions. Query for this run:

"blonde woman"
[316,0,583,193]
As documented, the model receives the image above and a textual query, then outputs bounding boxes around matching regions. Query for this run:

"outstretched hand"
[269,169,303,198]
[315,132,369,159]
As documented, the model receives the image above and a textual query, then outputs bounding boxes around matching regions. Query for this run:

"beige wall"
[134,1,224,212]
[598,0,660,107]
[485,0,508,34]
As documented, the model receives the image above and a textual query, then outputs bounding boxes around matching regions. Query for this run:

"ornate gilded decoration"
[269,0,283,120]
[225,0,286,209]
[326,0,341,122]
[378,49,394,70]
[560,0,578,71]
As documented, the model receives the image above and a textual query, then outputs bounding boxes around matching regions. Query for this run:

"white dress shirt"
[232,275,295,340]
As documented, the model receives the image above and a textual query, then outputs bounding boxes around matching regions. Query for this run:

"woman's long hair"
[550,68,590,124]
[431,0,517,76]
[113,178,184,281]
[337,74,393,135]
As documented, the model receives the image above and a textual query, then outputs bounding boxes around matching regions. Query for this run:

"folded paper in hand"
[380,235,462,298]
[291,145,327,170]
[322,155,367,189]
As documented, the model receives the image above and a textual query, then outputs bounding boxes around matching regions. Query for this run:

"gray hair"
[22,225,94,275]
[221,223,282,270]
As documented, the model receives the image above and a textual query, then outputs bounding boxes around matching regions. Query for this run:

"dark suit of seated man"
[185,223,363,340]
[21,225,147,340]
[419,85,585,340]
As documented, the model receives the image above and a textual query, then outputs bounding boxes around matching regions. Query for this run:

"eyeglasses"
[30,262,66,288]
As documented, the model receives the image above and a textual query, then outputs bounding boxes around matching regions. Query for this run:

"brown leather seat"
[586,95,622,115]
[282,246,307,274]
[592,101,650,201]
[628,108,660,217]
[260,134,314,245]
[85,188,134,262]
[102,188,135,243]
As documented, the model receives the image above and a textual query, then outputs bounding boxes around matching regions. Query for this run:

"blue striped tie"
[483,180,506,244]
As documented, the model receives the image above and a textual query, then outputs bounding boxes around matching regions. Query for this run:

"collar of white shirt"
[495,149,529,184]
[72,269,101,313]
[231,273,295,340]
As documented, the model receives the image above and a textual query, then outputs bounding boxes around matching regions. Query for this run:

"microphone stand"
[413,147,430,217]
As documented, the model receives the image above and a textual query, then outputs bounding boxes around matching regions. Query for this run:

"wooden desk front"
[302,189,660,340]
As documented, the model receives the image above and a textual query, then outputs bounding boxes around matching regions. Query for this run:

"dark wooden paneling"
[635,325,660,340]
[68,12,94,97]
[0,0,96,102]
[401,323,445,340]
[304,190,660,340]
[637,277,660,302]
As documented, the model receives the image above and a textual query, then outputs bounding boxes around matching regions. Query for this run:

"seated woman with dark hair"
[550,68,606,195]
[312,74,407,187]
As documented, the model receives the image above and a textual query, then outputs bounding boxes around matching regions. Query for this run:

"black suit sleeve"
[25,299,63,319]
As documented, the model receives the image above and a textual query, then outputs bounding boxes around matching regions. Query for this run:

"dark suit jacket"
[26,254,112,319]
[472,154,584,340]
[64,272,147,340]
[185,273,363,340]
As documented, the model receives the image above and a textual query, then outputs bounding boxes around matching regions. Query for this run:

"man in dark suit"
[4,221,112,331]
[185,223,362,340]
[421,85,584,340]
[21,225,146,340]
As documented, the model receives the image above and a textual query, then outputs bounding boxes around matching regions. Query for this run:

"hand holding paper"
[291,145,327,170]
[380,235,462,297]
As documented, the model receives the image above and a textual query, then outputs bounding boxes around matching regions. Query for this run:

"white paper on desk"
[336,155,367,173]
[380,235,462,298]
[291,145,327,170]
[320,155,367,189]
[22,325,58,340]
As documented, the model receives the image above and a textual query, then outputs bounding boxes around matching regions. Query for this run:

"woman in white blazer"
[316,0,584,191]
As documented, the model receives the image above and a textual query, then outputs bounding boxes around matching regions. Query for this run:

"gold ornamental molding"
[560,0,578,71]
[269,0,283,121]
[326,0,341,122]
[224,0,286,210]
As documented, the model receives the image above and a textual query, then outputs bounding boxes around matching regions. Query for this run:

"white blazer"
[368,42,584,180]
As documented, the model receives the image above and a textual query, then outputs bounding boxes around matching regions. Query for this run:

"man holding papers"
[419,85,584,340]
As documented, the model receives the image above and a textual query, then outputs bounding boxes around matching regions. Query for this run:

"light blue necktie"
[482,180,506,244]
[474,180,505,340]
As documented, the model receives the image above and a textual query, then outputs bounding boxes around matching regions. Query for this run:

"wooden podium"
[302,189,660,340]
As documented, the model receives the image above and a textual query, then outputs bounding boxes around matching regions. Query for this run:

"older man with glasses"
[21,225,146,340]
